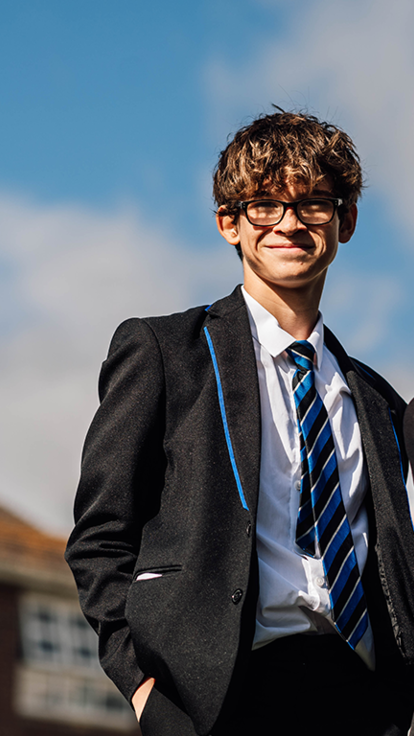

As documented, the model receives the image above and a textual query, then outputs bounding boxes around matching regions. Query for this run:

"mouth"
[265,242,313,250]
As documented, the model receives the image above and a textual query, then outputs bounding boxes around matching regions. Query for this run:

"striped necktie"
[286,340,368,650]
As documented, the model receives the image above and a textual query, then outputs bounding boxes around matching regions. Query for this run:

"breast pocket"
[126,563,184,648]
[133,564,182,582]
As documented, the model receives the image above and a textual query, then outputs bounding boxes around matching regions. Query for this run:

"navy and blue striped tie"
[286,340,368,650]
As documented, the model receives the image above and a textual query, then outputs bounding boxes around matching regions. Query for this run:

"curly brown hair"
[213,108,364,220]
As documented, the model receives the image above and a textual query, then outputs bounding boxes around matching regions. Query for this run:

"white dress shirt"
[242,288,374,667]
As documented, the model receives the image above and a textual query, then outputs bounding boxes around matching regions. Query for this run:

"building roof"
[0,505,74,594]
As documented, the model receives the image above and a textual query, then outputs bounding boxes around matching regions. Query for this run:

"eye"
[297,199,336,225]
[245,200,284,225]
[301,199,332,213]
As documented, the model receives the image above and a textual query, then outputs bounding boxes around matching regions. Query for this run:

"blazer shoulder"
[105,286,245,363]
[349,356,406,414]
[144,304,210,340]
[105,304,208,356]
[324,325,406,414]
[107,316,157,356]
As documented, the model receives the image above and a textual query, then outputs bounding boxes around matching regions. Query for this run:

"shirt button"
[232,589,243,604]
[295,480,301,492]
[315,576,325,587]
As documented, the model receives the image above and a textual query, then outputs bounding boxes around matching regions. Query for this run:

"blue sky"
[1,0,414,532]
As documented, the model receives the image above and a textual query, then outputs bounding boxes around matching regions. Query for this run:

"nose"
[274,205,306,234]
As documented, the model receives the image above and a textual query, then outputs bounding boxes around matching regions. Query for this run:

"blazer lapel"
[324,326,407,513]
[204,286,261,518]
[324,329,414,663]
[346,371,402,492]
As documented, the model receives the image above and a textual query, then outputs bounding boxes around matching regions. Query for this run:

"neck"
[243,275,325,340]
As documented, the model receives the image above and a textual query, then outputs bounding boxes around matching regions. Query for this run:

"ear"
[216,207,240,246]
[339,203,358,243]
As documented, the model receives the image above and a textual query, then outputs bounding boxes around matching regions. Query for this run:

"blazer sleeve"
[65,317,166,702]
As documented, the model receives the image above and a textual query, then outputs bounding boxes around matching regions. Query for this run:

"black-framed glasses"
[237,197,343,227]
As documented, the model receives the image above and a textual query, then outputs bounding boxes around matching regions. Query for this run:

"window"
[19,593,101,671]
[15,593,136,730]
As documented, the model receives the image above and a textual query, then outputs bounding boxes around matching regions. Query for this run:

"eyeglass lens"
[246,199,335,226]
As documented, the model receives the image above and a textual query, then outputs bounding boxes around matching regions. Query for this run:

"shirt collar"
[241,286,324,370]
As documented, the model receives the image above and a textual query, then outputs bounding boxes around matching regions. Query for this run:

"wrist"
[131,677,155,721]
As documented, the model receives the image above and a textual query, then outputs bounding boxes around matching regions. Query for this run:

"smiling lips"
[265,241,313,249]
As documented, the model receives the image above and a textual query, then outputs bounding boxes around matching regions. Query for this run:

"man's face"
[217,180,357,298]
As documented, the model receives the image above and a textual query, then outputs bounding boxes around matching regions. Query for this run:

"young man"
[66,111,414,736]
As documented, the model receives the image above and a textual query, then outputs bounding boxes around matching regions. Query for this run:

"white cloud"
[205,0,414,232]
[0,194,241,534]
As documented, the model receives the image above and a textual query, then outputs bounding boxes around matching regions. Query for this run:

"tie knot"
[286,340,315,373]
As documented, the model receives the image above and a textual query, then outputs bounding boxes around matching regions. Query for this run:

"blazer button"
[232,589,243,604]
[246,522,252,537]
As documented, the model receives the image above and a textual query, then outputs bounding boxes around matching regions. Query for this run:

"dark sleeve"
[65,318,166,702]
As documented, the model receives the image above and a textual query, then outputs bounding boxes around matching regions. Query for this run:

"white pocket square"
[135,572,163,581]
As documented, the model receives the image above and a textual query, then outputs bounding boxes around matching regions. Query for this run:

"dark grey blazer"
[66,286,414,736]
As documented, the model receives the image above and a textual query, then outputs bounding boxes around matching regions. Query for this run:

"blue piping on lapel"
[204,326,249,511]
[388,408,414,528]
[356,363,375,380]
